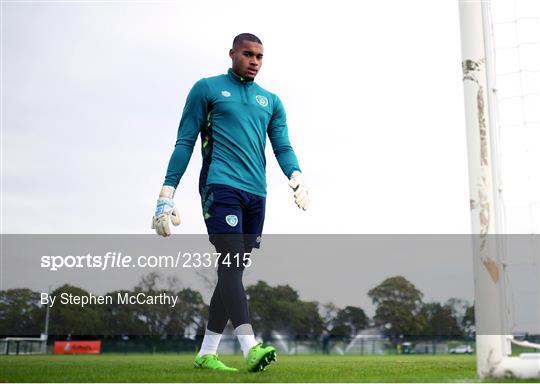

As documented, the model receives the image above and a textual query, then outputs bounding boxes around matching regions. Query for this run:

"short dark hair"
[232,33,262,48]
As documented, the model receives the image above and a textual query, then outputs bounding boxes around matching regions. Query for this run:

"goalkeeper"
[152,33,308,372]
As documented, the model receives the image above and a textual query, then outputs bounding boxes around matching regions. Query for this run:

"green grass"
[0,353,535,382]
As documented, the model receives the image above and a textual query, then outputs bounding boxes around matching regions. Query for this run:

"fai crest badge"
[225,214,238,227]
[255,95,268,107]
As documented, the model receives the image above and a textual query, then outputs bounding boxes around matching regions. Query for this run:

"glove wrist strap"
[290,170,302,180]
[159,186,175,199]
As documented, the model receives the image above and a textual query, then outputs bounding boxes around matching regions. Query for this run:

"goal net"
[459,0,540,379]
[490,0,540,338]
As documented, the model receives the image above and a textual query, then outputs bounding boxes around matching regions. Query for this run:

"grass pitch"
[0,353,531,382]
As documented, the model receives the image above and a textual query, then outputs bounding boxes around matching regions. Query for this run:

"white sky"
[1,0,538,234]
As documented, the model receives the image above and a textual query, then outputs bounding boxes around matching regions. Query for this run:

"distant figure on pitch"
[322,330,330,355]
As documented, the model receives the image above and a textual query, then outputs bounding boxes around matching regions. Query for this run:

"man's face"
[229,40,264,80]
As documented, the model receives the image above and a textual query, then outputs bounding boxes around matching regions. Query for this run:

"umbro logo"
[221,90,231,97]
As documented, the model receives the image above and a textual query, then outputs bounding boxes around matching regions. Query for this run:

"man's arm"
[164,78,209,188]
[268,95,301,178]
[268,96,308,210]
[153,79,209,236]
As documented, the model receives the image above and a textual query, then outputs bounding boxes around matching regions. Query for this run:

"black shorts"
[200,184,266,252]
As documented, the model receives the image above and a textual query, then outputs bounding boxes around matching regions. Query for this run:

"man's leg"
[215,240,258,356]
[194,186,240,371]
[197,286,228,358]
[215,236,276,372]
[215,239,250,328]
[194,280,239,372]
[238,190,276,372]
[206,285,229,334]
[204,185,249,332]
[202,185,276,372]
[198,258,253,356]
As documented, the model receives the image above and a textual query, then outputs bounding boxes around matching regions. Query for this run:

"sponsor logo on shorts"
[225,215,238,227]
[255,95,268,107]
[256,236,262,243]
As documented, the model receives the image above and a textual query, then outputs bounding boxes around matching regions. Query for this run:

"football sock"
[235,323,258,358]
[198,328,222,357]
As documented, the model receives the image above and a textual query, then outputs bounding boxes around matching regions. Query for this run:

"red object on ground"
[54,341,101,354]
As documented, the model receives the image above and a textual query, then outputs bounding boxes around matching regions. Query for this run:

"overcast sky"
[2,0,538,235]
[1,0,472,235]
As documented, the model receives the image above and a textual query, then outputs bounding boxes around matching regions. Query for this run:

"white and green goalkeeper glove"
[152,186,180,237]
[288,171,309,210]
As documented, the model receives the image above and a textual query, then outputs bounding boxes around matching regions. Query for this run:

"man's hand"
[152,186,180,237]
[288,171,309,210]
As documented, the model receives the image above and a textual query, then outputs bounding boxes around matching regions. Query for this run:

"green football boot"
[246,343,277,372]
[193,354,238,372]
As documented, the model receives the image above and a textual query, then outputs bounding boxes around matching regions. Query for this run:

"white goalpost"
[458,0,540,379]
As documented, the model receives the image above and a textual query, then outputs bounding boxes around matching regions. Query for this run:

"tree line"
[0,274,474,341]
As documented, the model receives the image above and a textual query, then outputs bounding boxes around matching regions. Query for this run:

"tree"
[166,288,207,337]
[445,298,470,327]
[131,274,172,337]
[368,276,425,340]
[49,284,106,336]
[420,302,463,338]
[331,306,368,337]
[320,302,339,331]
[0,289,44,335]
[462,303,475,337]
[246,281,323,339]
[102,289,147,336]
[107,273,207,338]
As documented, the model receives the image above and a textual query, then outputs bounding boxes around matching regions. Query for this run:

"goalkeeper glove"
[288,171,309,210]
[152,186,180,237]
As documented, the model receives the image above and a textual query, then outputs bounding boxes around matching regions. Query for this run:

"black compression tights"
[206,242,251,333]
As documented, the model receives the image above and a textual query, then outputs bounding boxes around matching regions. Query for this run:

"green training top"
[163,69,301,197]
